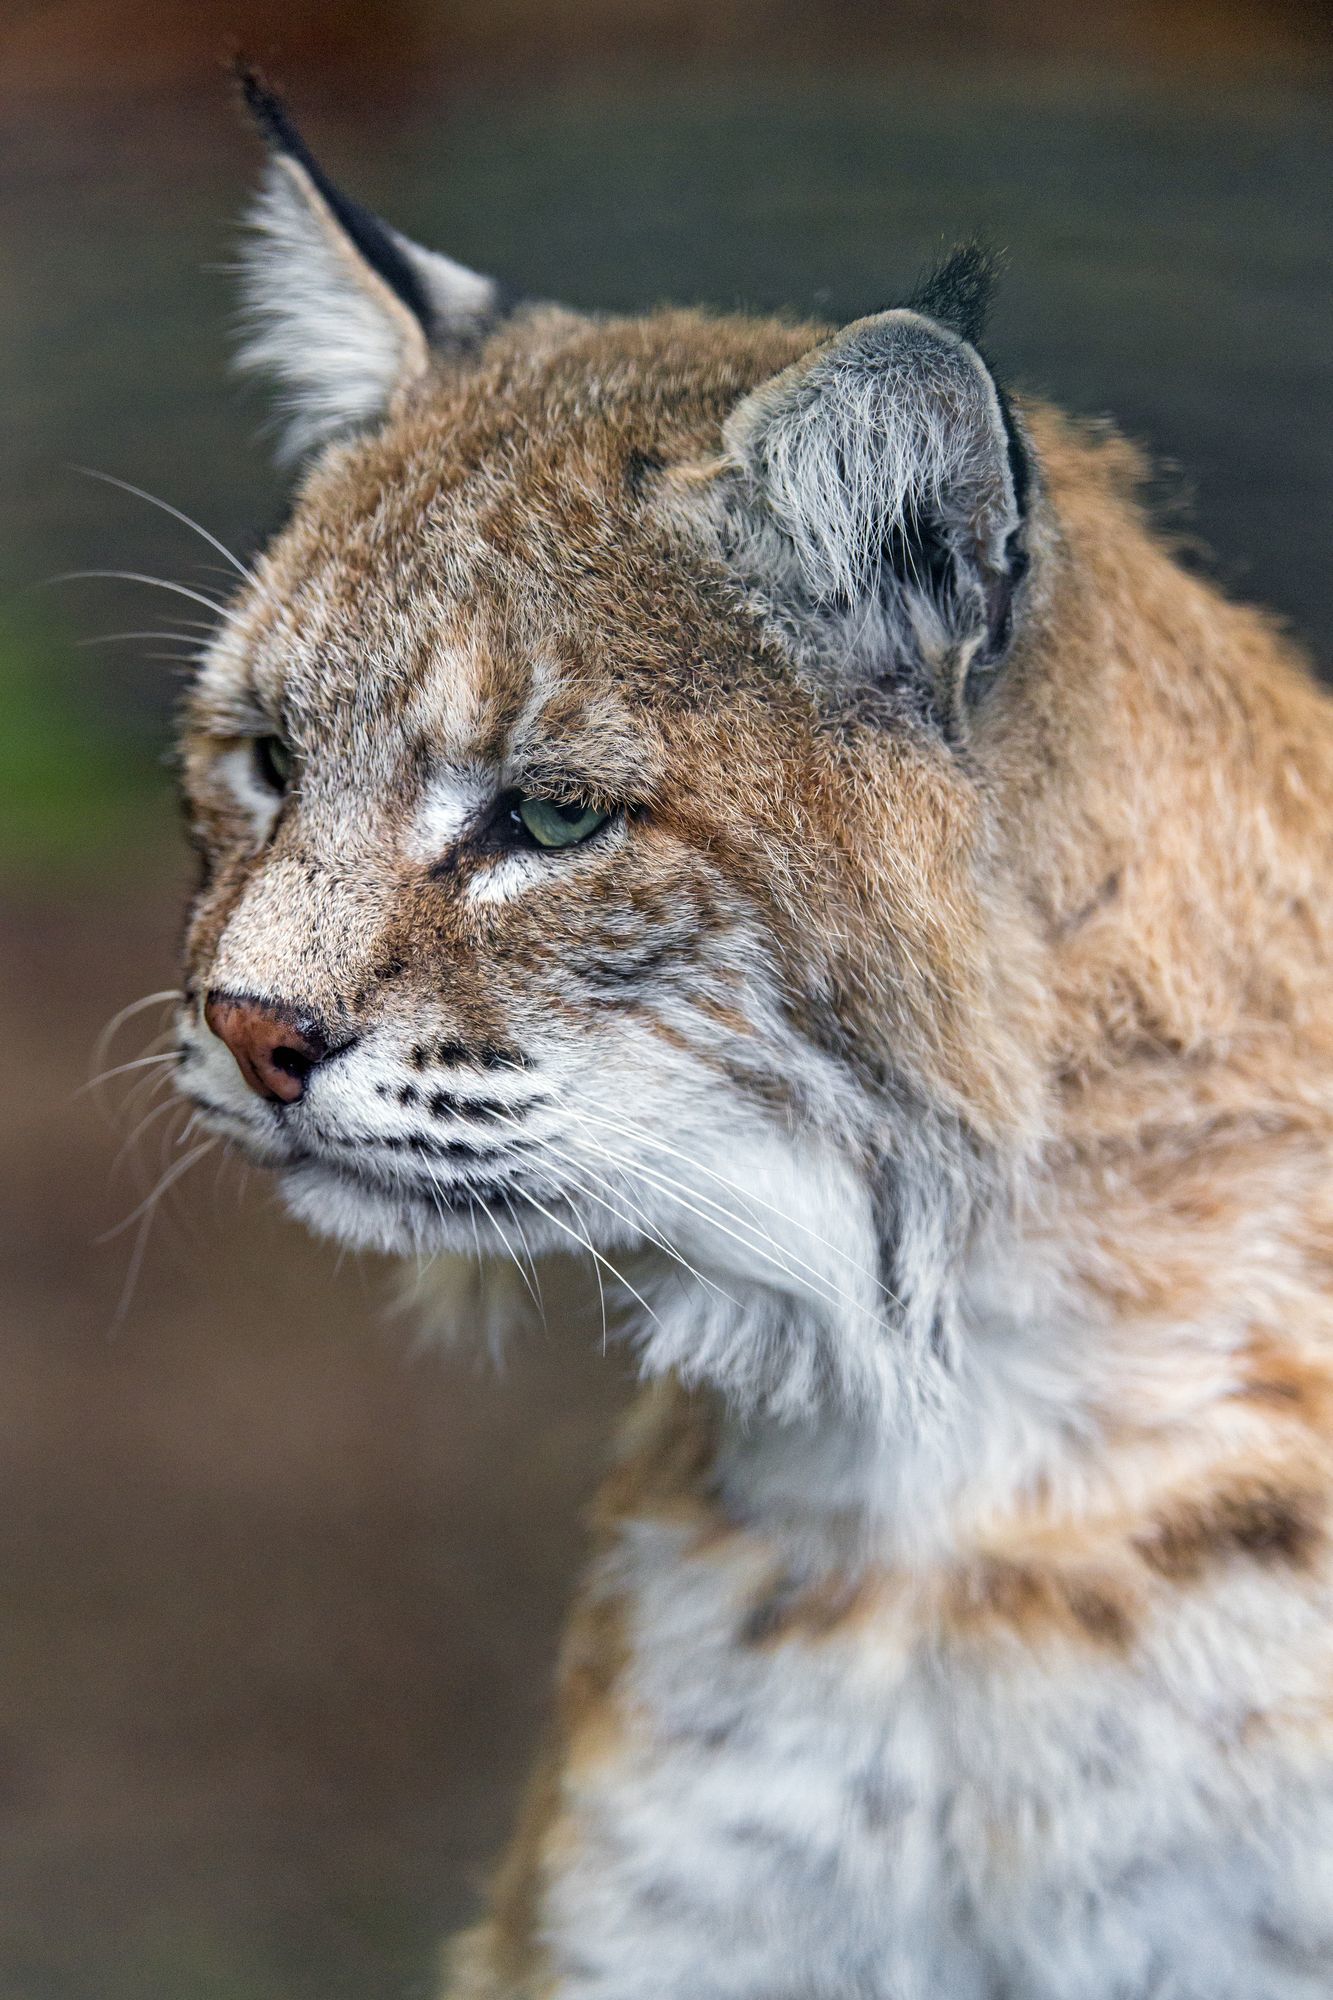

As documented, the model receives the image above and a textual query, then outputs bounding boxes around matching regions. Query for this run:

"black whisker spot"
[429,1039,529,1072]
[484,1045,528,1070]
[405,1134,481,1163]
[425,1090,510,1124]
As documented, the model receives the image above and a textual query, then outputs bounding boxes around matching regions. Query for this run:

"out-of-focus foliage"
[0,607,171,875]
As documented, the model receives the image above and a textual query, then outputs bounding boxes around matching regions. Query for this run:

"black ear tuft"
[233,60,299,156]
[230,61,503,458]
[907,242,1001,348]
[232,60,435,335]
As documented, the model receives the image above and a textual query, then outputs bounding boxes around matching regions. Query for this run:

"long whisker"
[156,1104,198,1194]
[110,1089,184,1179]
[529,1174,609,1354]
[515,1186,661,1333]
[87,1016,181,1146]
[499,1193,548,1331]
[597,1144,862,1323]
[418,1158,541,1326]
[174,1110,204,1150]
[96,1138,216,1244]
[47,571,229,617]
[75,632,212,653]
[415,1105,567,1327]
[599,1105,874,1270]
[569,1101,898,1305]
[109,1204,159,1337]
[76,1051,179,1098]
[563,1104,777,1237]
[589,1223,610,1354]
[475,1105,713,1311]
[478,1191,543,1318]
[115,1054,180,1132]
[104,1138,216,1334]
[452,1095,840,1318]
[82,616,220,639]
[71,467,256,583]
[525,1133,739,1311]
[563,1110,889,1320]
[466,1202,485,1270]
[93,989,184,1076]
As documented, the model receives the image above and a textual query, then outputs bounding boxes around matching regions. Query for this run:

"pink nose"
[204,990,334,1104]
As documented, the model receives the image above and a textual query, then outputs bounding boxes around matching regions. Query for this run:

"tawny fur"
[438,382,1333,1998]
[174,110,1333,2000]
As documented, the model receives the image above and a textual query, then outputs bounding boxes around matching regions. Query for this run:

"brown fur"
[177,296,1333,1996]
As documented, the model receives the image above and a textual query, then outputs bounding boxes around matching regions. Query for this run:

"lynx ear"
[720,250,1030,729]
[235,72,503,460]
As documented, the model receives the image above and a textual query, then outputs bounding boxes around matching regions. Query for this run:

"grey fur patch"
[716,306,1029,733]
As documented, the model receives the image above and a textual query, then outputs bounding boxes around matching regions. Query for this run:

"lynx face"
[177,80,1043,1422]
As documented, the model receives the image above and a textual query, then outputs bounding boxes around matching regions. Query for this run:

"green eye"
[254,734,292,793]
[515,795,610,849]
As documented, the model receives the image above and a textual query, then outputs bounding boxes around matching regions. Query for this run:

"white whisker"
[115,1057,180,1131]
[569,1101,898,1307]
[49,570,229,616]
[525,1132,740,1312]
[103,1138,216,1334]
[563,1110,887,1322]
[418,1158,541,1329]
[500,1192,548,1332]
[76,1051,179,1099]
[515,1187,660,1335]
[110,1090,184,1180]
[97,1138,216,1245]
[479,1190,544,1318]
[92,989,183,1078]
[76,630,214,650]
[71,467,256,583]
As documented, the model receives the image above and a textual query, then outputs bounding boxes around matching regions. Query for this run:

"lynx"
[172,76,1333,1999]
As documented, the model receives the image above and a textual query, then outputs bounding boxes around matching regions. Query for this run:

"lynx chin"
[169,73,1333,2000]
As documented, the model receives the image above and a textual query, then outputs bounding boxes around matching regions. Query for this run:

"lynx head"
[177,78,1059,1427]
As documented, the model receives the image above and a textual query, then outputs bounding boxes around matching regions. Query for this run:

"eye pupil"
[255,735,292,793]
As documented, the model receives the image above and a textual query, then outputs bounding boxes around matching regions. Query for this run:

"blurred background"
[2,2,1330,1994]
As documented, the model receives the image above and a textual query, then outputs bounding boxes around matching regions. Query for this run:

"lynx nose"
[204,990,344,1105]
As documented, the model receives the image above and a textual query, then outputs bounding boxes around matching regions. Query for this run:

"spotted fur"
[173,91,1333,1999]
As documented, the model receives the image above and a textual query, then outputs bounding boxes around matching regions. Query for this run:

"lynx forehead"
[170,74,1333,2000]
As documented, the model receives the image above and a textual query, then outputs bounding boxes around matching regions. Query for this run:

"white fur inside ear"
[723,310,1018,612]
[236,154,496,460]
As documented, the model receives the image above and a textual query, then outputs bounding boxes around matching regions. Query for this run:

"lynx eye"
[515,795,609,850]
[253,734,293,794]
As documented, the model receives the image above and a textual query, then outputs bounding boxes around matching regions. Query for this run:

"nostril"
[269,1044,316,1084]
